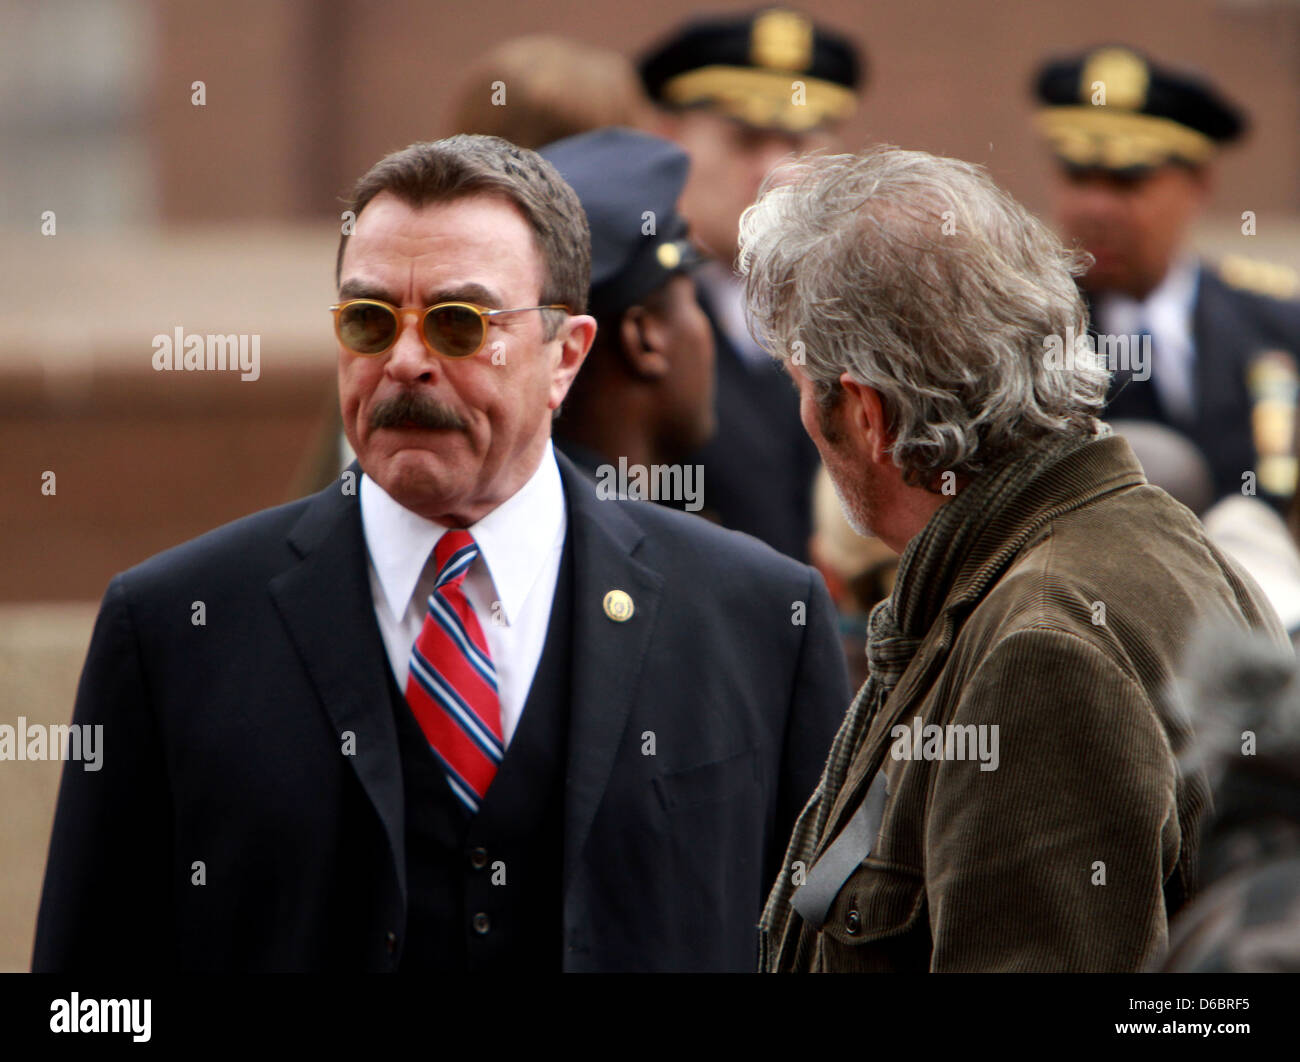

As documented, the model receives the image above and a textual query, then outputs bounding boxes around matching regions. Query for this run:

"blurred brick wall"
[6,0,1300,606]
[0,227,339,601]
[4,0,1300,970]
[152,0,1300,222]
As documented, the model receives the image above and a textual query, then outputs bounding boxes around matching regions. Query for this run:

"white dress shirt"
[359,440,567,747]
[696,259,770,368]
[1094,255,1201,425]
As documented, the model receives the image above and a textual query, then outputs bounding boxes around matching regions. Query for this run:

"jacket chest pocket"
[818,862,928,971]
[653,745,759,813]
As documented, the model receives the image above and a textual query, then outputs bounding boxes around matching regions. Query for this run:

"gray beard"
[826,457,877,540]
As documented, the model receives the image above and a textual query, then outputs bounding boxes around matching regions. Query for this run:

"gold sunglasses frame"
[329,298,572,359]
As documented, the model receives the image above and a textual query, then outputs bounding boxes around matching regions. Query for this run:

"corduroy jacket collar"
[890,430,1148,642]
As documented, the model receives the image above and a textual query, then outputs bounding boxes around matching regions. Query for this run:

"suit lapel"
[268,466,406,906]
[1193,269,1230,396]
[554,453,664,894]
[1193,268,1256,404]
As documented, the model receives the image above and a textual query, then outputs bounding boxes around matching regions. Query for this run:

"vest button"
[385,931,398,953]
[845,909,862,935]
[469,846,488,870]
[472,912,491,935]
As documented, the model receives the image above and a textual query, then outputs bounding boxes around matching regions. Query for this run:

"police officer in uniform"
[541,127,715,492]
[638,9,864,559]
[1034,45,1300,510]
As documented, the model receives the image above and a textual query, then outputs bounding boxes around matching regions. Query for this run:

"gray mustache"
[370,391,468,432]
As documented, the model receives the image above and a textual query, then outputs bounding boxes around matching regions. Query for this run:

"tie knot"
[434,529,478,588]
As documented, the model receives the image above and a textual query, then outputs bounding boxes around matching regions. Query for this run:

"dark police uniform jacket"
[31,451,849,972]
[1103,262,1300,507]
[684,283,821,562]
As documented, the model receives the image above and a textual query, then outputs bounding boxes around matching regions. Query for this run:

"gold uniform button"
[603,589,634,622]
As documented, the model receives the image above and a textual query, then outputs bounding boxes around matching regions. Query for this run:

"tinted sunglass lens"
[339,302,396,354]
[425,305,484,358]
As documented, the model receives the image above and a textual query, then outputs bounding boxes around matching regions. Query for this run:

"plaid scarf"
[758,431,1097,971]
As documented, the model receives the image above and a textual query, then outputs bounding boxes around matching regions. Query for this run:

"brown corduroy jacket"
[794,434,1287,972]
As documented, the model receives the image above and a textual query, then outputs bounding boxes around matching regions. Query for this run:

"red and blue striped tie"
[404,529,502,813]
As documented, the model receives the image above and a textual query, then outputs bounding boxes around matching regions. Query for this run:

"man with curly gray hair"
[741,145,1287,972]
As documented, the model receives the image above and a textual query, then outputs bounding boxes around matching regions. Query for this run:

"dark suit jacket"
[32,451,849,972]
[1103,264,1300,507]
[685,284,821,562]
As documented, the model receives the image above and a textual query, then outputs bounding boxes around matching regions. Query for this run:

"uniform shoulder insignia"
[1217,254,1300,300]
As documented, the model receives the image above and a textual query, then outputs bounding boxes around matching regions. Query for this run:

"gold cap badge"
[750,9,814,71]
[656,242,682,270]
[1080,47,1149,111]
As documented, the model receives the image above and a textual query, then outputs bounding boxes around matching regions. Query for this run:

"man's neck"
[1090,255,1197,305]
[556,391,662,471]
[872,475,954,555]
[881,493,949,555]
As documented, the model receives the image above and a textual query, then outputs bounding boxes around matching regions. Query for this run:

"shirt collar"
[359,439,566,624]
[1143,255,1199,350]
[696,260,769,365]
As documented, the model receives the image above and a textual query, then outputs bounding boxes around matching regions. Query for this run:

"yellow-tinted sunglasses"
[330,298,571,359]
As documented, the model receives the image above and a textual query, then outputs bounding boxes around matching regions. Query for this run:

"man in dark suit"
[1034,45,1300,510]
[32,135,849,972]
[638,9,864,560]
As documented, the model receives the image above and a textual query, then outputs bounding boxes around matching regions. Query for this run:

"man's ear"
[838,372,891,463]
[618,305,672,381]
[547,313,597,411]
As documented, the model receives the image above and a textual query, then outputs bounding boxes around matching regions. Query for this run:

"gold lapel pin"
[603,589,634,622]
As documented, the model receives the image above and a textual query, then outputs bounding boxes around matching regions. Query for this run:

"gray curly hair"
[737,145,1108,488]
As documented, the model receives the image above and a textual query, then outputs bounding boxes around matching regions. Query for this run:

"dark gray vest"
[390,535,574,970]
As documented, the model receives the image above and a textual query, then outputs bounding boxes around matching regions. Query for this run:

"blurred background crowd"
[5,0,1300,971]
